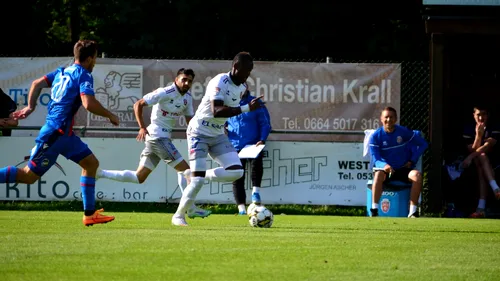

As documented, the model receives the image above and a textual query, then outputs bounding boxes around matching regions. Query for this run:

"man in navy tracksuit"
[226,90,271,214]
[369,107,428,218]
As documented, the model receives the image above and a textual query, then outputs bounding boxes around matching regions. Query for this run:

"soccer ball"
[246,202,258,215]
[248,205,273,228]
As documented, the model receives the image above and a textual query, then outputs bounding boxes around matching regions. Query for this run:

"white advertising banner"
[167,140,369,206]
[0,57,75,137]
[0,57,400,142]
[0,138,168,202]
[0,137,370,206]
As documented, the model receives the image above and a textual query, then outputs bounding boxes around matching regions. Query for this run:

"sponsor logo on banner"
[0,138,421,205]
[166,140,378,206]
[0,138,167,202]
[381,198,390,213]
[0,57,74,136]
[0,58,400,142]
[5,155,71,201]
[88,65,143,128]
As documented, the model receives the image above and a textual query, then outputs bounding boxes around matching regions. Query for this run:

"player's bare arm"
[133,99,149,141]
[462,137,497,168]
[211,95,264,118]
[478,137,497,152]
[11,76,48,120]
[81,95,119,126]
[472,123,486,150]
[0,118,18,127]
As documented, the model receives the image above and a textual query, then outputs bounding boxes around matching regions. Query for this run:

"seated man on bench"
[462,104,500,218]
[368,107,428,217]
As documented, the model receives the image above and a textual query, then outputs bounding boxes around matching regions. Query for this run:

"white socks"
[409,205,418,215]
[99,169,139,183]
[205,167,243,182]
[252,186,260,193]
[372,203,379,209]
[175,177,204,217]
[177,172,187,193]
[489,180,499,192]
[177,171,197,210]
[238,204,246,212]
[478,199,486,210]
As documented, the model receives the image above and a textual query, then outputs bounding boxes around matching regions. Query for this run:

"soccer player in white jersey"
[97,68,211,218]
[172,52,264,226]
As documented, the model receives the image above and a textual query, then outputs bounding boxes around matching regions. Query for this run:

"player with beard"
[97,68,211,219]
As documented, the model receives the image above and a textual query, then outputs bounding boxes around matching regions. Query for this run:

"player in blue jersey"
[0,40,118,226]
[368,107,428,218]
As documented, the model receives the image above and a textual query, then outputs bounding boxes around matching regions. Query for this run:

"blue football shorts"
[28,128,92,176]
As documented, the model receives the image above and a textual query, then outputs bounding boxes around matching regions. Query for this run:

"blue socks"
[80,176,96,216]
[0,166,18,183]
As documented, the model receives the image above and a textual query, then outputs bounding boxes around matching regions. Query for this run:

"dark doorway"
[443,34,500,163]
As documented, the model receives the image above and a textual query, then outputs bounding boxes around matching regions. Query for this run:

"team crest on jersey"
[82,81,93,91]
[396,136,403,144]
[184,99,187,105]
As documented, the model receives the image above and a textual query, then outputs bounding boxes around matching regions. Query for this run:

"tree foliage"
[4,0,429,60]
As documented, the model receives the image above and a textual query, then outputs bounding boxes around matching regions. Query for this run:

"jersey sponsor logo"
[201,120,224,129]
[161,109,182,117]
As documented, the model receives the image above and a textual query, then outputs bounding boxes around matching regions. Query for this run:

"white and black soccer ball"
[246,202,258,215]
[248,205,273,228]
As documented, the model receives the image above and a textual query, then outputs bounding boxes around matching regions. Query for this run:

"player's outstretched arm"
[11,77,48,120]
[211,95,264,118]
[81,95,119,126]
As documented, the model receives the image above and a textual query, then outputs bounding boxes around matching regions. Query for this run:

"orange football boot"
[82,208,115,226]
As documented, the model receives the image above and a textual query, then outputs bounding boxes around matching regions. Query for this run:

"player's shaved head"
[231,51,254,85]
[232,51,253,67]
